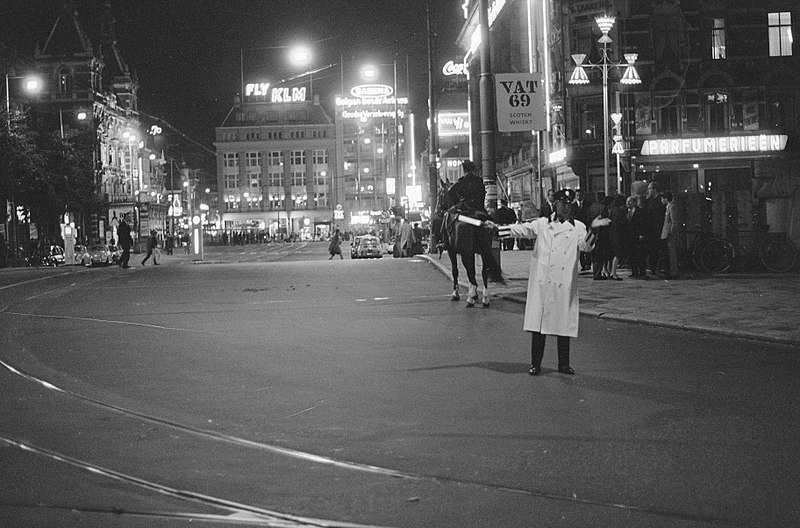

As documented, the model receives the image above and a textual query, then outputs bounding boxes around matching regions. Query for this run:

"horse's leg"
[481,262,491,307]
[448,247,460,300]
[460,250,478,307]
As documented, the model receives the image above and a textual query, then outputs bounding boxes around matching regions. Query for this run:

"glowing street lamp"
[569,15,641,195]
[5,73,41,128]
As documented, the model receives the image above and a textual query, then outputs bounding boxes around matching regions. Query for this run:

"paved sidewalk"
[420,248,800,346]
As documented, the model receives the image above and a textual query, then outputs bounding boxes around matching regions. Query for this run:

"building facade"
[215,93,338,240]
[457,0,799,255]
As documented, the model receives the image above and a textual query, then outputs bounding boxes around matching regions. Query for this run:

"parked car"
[85,244,113,267]
[351,235,383,259]
[25,245,65,267]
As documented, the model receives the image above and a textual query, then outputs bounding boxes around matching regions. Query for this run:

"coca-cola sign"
[442,60,468,77]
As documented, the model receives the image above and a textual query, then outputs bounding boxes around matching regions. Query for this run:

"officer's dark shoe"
[557,365,575,375]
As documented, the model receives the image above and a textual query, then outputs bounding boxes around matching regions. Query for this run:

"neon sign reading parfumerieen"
[640,135,788,156]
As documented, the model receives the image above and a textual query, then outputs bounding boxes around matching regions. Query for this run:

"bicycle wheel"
[690,237,713,270]
[699,238,735,274]
[759,235,798,273]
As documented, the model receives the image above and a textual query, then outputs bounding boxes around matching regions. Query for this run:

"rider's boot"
[481,284,490,307]
[466,284,478,307]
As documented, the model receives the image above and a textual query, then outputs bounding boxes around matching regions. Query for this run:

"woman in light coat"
[490,188,610,376]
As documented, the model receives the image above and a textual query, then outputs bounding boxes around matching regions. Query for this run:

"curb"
[418,254,798,346]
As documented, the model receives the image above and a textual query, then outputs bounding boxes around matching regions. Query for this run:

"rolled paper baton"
[454,214,482,227]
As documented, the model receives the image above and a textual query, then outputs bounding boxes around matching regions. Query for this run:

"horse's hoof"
[451,292,460,301]
[481,296,490,307]
[466,297,476,307]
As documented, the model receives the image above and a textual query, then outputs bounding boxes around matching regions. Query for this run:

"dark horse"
[431,180,504,307]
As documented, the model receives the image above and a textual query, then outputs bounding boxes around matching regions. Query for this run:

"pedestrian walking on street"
[141,230,160,266]
[489,188,611,376]
[117,213,133,269]
[328,228,343,259]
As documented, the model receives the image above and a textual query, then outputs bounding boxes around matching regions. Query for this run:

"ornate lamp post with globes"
[568,15,641,195]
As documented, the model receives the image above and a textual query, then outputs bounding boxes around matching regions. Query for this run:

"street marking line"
[0,272,71,291]
[0,311,217,334]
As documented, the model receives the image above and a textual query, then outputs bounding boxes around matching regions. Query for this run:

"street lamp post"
[568,15,641,195]
[4,73,41,257]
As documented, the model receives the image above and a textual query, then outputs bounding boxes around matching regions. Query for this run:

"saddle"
[442,206,490,248]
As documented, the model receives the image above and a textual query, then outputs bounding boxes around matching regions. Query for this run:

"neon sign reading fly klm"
[244,82,307,103]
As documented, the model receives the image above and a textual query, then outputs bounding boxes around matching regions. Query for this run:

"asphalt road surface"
[1,242,798,527]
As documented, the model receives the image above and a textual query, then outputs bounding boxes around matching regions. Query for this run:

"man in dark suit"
[572,188,592,270]
[496,199,517,250]
[626,196,648,278]
[117,213,133,269]
[539,189,555,218]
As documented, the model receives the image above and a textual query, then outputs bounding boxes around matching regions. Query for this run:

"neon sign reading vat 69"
[335,83,409,120]
[244,82,307,103]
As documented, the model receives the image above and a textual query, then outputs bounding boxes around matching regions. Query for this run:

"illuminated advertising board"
[335,83,409,121]
[244,82,307,103]
[640,135,788,156]
[438,112,470,136]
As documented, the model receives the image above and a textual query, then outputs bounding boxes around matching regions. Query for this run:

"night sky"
[1,0,464,151]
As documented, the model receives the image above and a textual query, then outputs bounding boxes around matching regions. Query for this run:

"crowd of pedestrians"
[503,181,680,281]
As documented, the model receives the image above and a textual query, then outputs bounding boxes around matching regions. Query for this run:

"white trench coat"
[507,217,592,337]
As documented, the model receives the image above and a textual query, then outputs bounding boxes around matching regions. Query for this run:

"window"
[712,19,726,59]
[247,171,261,188]
[224,174,238,189]
[268,131,282,140]
[269,194,285,209]
[769,12,793,57]
[314,192,328,208]
[291,171,306,186]
[268,173,283,187]
[246,152,261,167]
[293,193,308,208]
[268,151,282,166]
[290,130,306,139]
[290,150,306,166]
[223,153,238,167]
[705,92,729,133]
[245,131,261,140]
[220,131,236,141]
[314,171,327,186]
[58,68,72,93]
[313,149,328,165]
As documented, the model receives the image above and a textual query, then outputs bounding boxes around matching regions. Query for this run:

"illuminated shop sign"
[244,82,307,103]
[640,135,788,156]
[442,60,468,77]
[335,83,409,121]
[438,112,470,136]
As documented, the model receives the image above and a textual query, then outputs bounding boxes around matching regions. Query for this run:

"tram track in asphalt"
[0,358,741,528]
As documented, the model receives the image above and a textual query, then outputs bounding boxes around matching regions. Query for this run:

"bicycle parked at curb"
[684,225,736,274]
[735,224,798,273]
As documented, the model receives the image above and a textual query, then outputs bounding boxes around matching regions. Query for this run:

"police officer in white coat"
[488,188,611,376]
